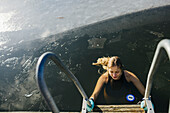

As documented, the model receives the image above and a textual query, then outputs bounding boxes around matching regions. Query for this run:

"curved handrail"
[144,39,170,99]
[36,52,90,113]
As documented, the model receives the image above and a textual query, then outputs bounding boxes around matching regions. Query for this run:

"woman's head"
[107,56,123,80]
[93,56,124,80]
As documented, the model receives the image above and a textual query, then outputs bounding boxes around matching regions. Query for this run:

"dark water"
[0,7,170,113]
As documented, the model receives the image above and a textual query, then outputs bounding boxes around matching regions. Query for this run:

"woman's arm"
[125,70,145,96]
[90,74,107,102]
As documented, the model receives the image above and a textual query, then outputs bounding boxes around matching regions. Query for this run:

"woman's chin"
[112,76,121,80]
[112,77,118,80]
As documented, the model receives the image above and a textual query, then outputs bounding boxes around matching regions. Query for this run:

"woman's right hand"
[86,98,94,111]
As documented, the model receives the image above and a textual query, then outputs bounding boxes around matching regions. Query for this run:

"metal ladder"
[36,39,170,113]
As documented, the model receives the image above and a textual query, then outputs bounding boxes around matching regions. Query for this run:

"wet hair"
[107,56,123,70]
[92,56,124,73]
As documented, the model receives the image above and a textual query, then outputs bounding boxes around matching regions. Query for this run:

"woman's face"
[108,66,122,80]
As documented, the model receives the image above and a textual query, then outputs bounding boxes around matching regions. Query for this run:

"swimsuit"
[103,71,135,104]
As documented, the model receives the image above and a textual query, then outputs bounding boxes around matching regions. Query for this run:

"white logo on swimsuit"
[126,94,135,102]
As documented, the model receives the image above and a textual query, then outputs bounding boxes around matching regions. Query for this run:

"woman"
[87,56,145,111]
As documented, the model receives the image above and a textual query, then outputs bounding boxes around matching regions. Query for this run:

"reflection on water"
[0,11,21,32]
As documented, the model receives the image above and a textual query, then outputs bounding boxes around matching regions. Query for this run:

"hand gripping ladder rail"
[143,39,170,113]
[36,52,91,113]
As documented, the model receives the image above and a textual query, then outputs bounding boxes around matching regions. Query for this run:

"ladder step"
[0,105,144,113]
[93,104,145,112]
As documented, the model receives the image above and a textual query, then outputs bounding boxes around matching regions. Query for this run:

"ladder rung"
[93,104,144,112]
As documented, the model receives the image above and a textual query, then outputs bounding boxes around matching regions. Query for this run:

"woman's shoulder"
[124,70,137,82]
[99,72,108,84]
[124,70,133,75]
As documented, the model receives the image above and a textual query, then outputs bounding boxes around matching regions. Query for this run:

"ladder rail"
[144,39,170,99]
[143,39,170,113]
[36,52,90,113]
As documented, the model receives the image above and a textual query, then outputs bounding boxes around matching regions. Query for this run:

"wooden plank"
[96,105,141,108]
[93,104,144,113]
